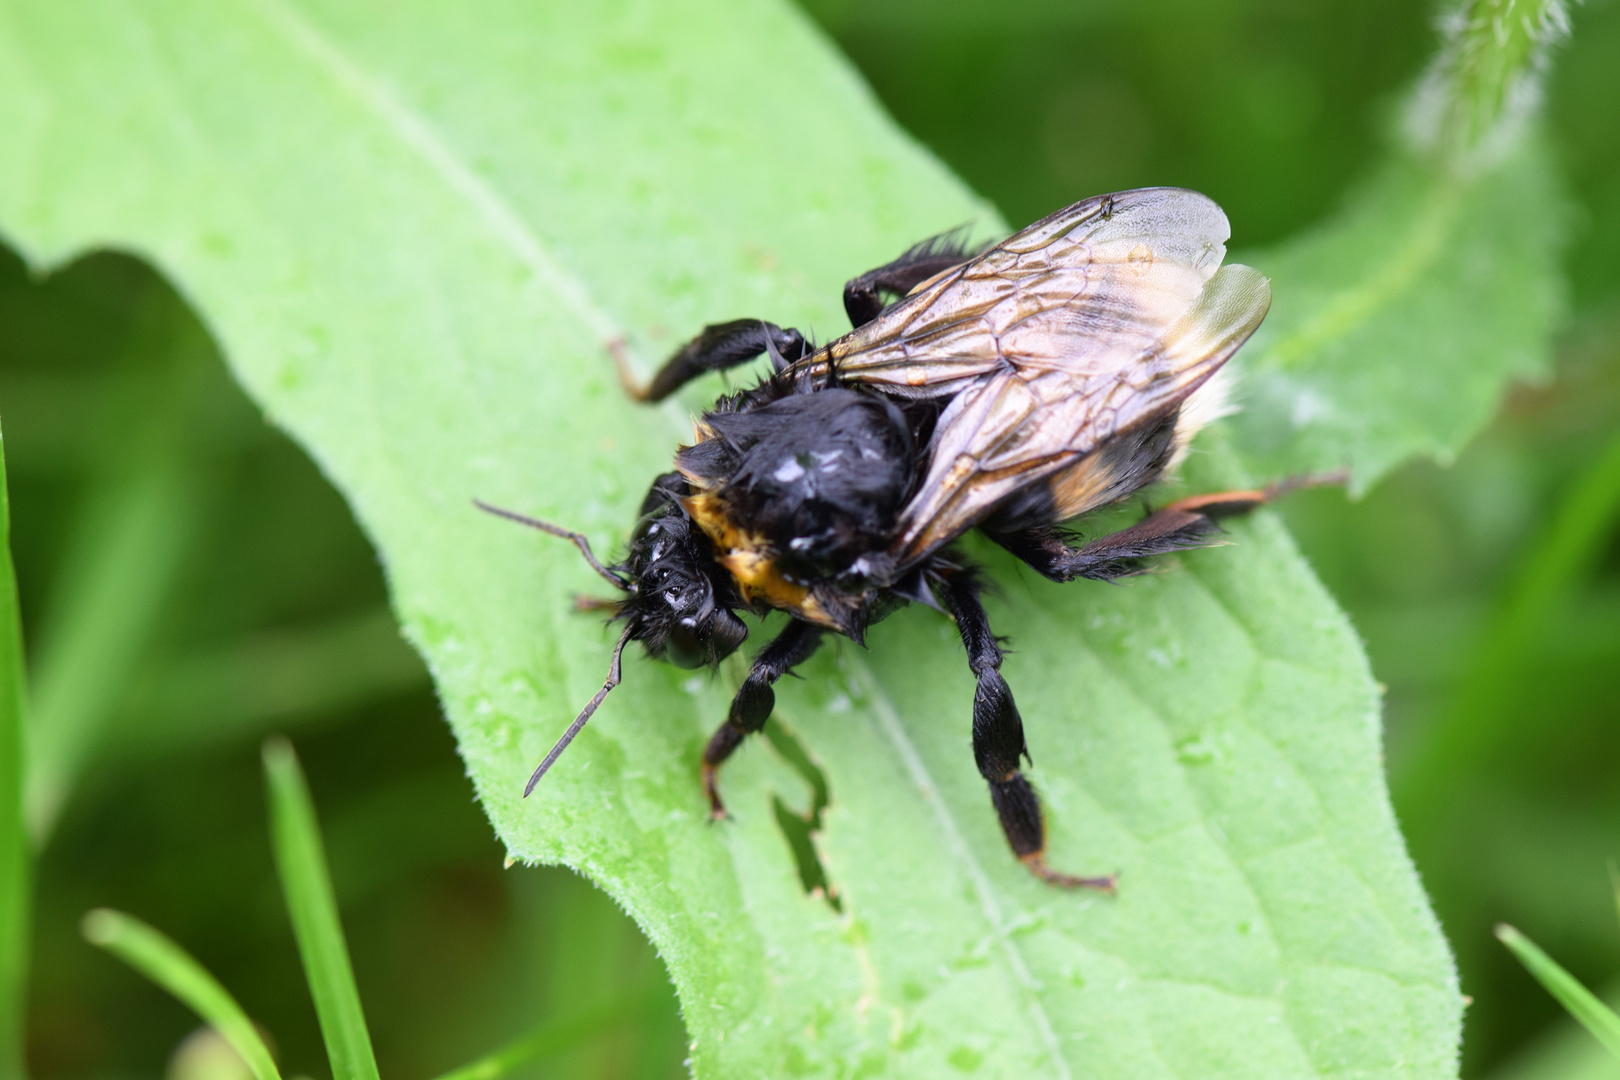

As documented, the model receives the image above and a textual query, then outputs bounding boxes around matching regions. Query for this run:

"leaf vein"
[849,655,1076,1080]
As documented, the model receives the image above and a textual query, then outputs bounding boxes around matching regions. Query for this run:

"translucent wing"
[892,263,1271,563]
[792,187,1238,397]
[783,188,1271,565]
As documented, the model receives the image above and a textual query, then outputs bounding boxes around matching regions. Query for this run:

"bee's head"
[474,480,749,798]
[618,493,749,669]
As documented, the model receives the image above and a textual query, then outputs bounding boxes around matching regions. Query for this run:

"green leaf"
[262,738,378,1080]
[80,908,282,1080]
[1227,0,1571,494]
[1495,924,1620,1060]
[0,1,1459,1075]
[0,421,29,1080]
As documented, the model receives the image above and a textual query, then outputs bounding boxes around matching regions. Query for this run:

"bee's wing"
[797,187,1240,397]
[890,260,1272,564]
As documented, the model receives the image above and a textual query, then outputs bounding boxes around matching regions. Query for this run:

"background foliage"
[0,0,1615,1077]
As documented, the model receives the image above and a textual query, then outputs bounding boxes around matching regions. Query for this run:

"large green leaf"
[0,0,1458,1075]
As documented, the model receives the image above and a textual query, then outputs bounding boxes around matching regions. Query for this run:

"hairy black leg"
[620,318,806,403]
[991,473,1347,583]
[702,619,825,818]
[938,570,1116,891]
[842,228,977,328]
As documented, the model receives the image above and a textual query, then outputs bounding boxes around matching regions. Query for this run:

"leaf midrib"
[1255,175,1466,373]
[848,656,1077,1078]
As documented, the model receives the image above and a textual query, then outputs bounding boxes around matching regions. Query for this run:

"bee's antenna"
[474,499,630,590]
[524,623,634,796]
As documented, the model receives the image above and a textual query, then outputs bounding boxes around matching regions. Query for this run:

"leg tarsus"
[699,620,824,818]
[1162,469,1349,520]
[701,724,744,820]
[1020,853,1118,893]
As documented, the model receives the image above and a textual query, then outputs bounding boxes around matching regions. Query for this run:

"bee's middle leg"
[701,619,824,819]
[938,570,1116,891]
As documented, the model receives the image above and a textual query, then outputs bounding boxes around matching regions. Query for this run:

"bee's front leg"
[701,619,824,819]
[938,568,1117,892]
[618,318,805,403]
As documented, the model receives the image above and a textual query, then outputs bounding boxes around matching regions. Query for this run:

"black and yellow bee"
[482,187,1299,889]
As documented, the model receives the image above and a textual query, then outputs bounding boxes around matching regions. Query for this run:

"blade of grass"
[23,462,192,841]
[0,423,31,1080]
[1610,862,1620,934]
[1496,923,1620,1059]
[429,996,636,1080]
[261,737,379,1080]
[80,908,281,1080]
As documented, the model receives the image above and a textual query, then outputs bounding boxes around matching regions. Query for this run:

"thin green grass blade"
[0,422,30,1080]
[80,908,281,1080]
[429,998,633,1080]
[1609,862,1620,936]
[1496,923,1620,1060]
[261,737,378,1080]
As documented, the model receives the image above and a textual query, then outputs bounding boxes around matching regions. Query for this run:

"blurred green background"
[2,0,1617,1077]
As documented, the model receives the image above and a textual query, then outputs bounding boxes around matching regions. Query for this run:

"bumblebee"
[484,188,1297,889]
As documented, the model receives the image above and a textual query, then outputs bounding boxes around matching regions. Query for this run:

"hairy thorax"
[675,387,915,637]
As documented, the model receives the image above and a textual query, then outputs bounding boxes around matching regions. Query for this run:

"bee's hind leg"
[938,569,1116,892]
[842,227,978,328]
[617,319,805,403]
[701,619,824,819]
[990,473,1346,583]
